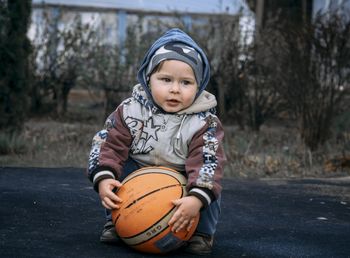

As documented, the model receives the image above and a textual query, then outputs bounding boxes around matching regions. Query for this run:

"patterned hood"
[137,28,211,102]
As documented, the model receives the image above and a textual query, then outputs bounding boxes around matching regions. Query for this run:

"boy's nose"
[169,82,180,93]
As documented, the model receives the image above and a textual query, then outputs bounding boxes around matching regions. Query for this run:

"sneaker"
[184,233,214,255]
[100,221,120,243]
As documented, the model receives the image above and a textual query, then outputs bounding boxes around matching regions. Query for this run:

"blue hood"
[137,28,210,101]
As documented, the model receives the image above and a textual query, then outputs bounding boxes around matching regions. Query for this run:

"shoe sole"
[100,236,121,243]
[184,249,212,255]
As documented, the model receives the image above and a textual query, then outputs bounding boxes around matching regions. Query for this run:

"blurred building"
[30,0,251,45]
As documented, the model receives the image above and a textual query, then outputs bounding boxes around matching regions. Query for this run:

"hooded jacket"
[88,29,225,208]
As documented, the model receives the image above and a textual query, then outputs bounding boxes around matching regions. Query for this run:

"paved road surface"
[0,167,349,257]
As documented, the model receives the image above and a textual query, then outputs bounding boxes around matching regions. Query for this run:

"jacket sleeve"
[185,115,226,208]
[87,104,132,192]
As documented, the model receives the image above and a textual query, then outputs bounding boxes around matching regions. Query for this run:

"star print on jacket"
[125,116,161,154]
[142,117,161,141]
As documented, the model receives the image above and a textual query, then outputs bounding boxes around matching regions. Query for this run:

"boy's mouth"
[166,99,180,106]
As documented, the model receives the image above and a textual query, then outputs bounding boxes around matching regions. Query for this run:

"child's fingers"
[102,199,117,209]
[172,217,191,233]
[109,183,123,202]
[171,199,181,206]
[168,211,180,226]
[168,199,182,225]
[111,180,123,189]
[168,211,191,232]
[186,218,196,232]
[102,196,121,209]
[107,191,123,203]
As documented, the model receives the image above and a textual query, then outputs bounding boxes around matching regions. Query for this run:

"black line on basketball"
[113,213,120,225]
[125,183,181,209]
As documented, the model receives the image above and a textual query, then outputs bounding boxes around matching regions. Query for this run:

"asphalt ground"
[0,167,349,258]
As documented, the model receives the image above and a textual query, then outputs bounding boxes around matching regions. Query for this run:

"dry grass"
[0,120,101,168]
[1,89,349,179]
[223,123,350,178]
[0,90,104,168]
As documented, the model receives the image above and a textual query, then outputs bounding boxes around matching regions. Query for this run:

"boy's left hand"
[168,196,203,233]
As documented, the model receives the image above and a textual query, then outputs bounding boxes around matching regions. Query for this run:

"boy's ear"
[146,77,151,90]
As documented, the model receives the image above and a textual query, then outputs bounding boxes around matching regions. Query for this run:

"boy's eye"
[182,80,194,86]
[161,77,171,82]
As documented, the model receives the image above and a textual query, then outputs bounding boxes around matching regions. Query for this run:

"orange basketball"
[111,166,200,254]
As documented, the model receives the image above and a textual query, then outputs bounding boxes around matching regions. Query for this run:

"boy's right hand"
[98,178,123,210]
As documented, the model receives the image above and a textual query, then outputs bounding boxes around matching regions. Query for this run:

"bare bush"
[239,20,286,131]
[30,9,95,116]
[182,11,285,130]
[80,19,164,116]
[274,11,350,151]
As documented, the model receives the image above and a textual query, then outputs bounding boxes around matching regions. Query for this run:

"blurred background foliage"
[0,0,349,177]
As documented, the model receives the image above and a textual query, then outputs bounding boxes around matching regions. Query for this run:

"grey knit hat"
[146,42,203,85]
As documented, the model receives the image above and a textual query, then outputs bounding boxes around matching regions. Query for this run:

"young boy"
[87,28,226,255]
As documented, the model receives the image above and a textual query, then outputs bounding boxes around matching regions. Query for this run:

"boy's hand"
[168,196,203,233]
[98,178,123,210]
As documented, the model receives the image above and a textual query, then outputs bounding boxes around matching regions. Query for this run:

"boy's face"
[149,60,198,113]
